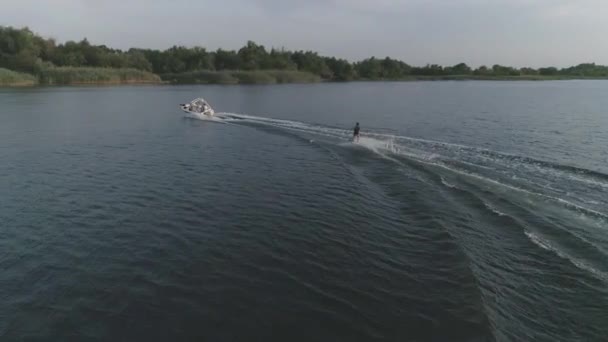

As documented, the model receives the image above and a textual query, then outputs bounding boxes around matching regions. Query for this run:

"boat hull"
[180,105,215,117]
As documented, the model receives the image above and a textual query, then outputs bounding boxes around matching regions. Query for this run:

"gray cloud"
[1,0,607,67]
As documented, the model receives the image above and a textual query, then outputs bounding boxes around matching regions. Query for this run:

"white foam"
[356,136,392,152]
[421,159,608,222]
[440,176,457,189]
[224,112,608,182]
[484,154,608,191]
[483,201,507,217]
[525,231,607,282]
[525,231,553,251]
[185,112,229,124]
[567,173,608,190]
[349,136,403,163]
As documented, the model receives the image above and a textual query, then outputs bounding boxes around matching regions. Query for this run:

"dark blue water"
[1,82,607,341]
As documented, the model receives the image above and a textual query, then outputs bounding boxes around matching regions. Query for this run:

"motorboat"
[179,98,215,117]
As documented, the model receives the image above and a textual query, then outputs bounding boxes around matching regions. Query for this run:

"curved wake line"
[525,231,608,283]
[483,201,507,217]
[199,112,608,286]
[211,112,608,222]
[430,160,608,222]
[184,112,224,122]
[440,176,456,189]
[365,139,608,223]
[219,112,608,182]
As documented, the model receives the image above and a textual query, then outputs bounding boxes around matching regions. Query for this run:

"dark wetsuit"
[353,125,360,137]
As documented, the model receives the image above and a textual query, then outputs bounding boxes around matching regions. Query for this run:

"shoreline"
[6,73,605,88]
[3,76,608,88]
[3,26,608,89]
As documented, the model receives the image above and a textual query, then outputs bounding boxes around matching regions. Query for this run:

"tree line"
[2,26,608,81]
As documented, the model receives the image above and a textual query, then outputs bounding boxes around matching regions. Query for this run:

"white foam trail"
[338,123,608,231]
[452,159,494,170]
[228,112,607,186]
[440,176,457,189]
[483,202,507,217]
[219,112,351,139]
[185,112,229,124]
[525,231,607,282]
[433,162,608,221]
[222,112,607,183]
[356,136,393,153]
[350,136,404,164]
[210,112,608,222]
[526,231,553,251]
[484,154,608,190]
[566,173,608,190]
[380,146,608,222]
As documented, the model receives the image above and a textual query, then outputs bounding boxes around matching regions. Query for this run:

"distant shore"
[0,67,160,87]
[3,67,608,87]
[3,26,608,87]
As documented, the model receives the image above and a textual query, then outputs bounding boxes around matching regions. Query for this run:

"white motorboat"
[179,98,215,117]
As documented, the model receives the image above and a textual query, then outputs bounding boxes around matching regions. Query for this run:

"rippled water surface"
[1,82,607,341]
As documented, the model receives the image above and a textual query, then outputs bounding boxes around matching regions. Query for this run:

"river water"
[1,81,607,341]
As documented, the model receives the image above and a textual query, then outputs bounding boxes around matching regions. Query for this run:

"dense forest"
[2,26,608,85]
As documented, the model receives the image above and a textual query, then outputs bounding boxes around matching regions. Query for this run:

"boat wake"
[184,112,227,123]
[189,111,608,283]
[525,231,608,282]
[214,112,608,217]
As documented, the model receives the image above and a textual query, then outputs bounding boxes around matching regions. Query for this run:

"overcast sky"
[2,0,608,67]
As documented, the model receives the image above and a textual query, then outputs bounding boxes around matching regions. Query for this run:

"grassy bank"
[161,70,321,84]
[1,67,161,87]
[3,66,608,88]
[38,67,161,85]
[163,71,608,84]
[410,75,582,81]
[356,74,608,81]
[0,68,38,86]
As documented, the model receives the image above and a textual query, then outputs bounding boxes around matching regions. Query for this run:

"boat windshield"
[192,99,206,106]
[189,99,208,113]
[181,98,213,115]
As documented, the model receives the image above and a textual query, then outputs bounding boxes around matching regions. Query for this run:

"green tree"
[411,64,445,76]
[450,62,471,75]
[492,64,519,76]
[520,67,538,75]
[6,24,608,84]
[473,65,490,75]
[561,63,608,77]
[325,57,355,81]
[263,48,296,70]
[355,57,383,79]
[291,51,332,78]
[214,48,240,70]
[378,57,411,79]
[127,50,152,71]
[238,41,268,70]
[538,67,558,76]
